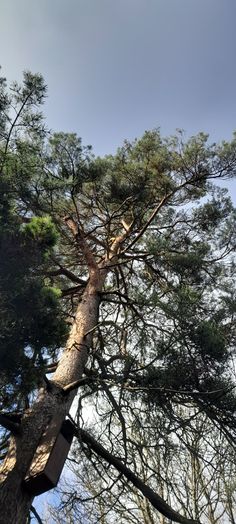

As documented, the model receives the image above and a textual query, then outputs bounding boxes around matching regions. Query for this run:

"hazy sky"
[1,0,236,158]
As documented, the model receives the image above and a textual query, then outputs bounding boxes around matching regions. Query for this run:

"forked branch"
[78,429,201,524]
[64,215,98,272]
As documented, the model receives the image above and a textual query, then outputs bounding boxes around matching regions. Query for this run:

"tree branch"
[123,194,170,252]
[30,505,43,524]
[79,429,201,524]
[45,265,87,285]
[62,377,92,395]
[44,361,58,373]
[123,169,212,254]
[43,374,54,392]
[64,215,98,272]
[0,414,22,435]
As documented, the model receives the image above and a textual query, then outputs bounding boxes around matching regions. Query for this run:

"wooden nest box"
[23,416,74,495]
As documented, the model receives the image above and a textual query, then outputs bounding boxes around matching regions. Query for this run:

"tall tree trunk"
[0,266,107,524]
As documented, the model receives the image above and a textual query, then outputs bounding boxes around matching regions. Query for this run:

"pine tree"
[0,71,236,524]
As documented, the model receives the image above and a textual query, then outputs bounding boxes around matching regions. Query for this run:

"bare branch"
[79,429,201,524]
[30,505,44,524]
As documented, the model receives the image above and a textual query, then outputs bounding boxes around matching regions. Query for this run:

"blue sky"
[1,0,236,159]
[1,1,236,517]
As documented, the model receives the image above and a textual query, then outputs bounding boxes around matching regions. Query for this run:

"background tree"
[0,71,236,523]
[51,412,236,524]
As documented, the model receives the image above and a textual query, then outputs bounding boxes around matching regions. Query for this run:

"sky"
[1,0,236,160]
[1,1,236,517]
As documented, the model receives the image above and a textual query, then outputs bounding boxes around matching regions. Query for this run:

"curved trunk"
[0,267,107,523]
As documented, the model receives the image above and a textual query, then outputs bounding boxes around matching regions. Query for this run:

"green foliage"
[192,320,226,361]
[1,71,236,524]
[101,130,176,210]
[22,216,59,251]
[0,215,68,407]
[1,69,236,457]
[0,73,68,408]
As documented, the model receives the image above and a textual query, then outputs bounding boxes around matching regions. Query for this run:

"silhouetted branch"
[78,428,201,524]
[30,505,43,524]
[0,414,21,435]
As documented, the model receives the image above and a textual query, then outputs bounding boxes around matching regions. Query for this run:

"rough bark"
[0,213,196,524]
[0,205,128,523]
[0,263,107,523]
